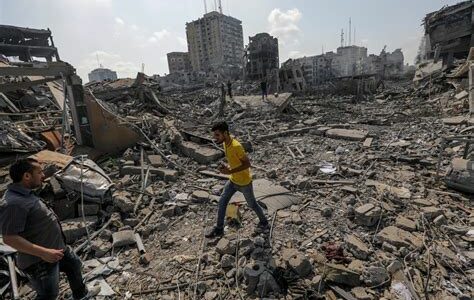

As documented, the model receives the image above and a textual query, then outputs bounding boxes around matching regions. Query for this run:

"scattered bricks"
[139,252,153,265]
[120,166,178,182]
[362,266,389,286]
[420,206,443,220]
[192,190,210,202]
[112,230,136,248]
[244,262,265,294]
[91,239,111,258]
[345,234,370,260]
[78,203,100,217]
[179,141,223,164]
[395,216,417,232]
[376,226,423,249]
[257,271,281,296]
[216,238,236,255]
[433,214,447,226]
[354,204,381,227]
[147,155,163,167]
[351,287,372,300]
[61,216,98,244]
[324,263,361,287]
[283,249,312,277]
[123,218,139,227]
[291,213,303,225]
[347,259,365,274]
[325,128,368,141]
[113,191,134,213]
[220,254,235,269]
[387,260,403,275]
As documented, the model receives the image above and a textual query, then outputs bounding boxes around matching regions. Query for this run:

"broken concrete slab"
[354,203,382,227]
[325,128,368,141]
[345,234,370,260]
[62,216,98,244]
[179,141,223,164]
[323,263,361,287]
[365,179,411,199]
[395,216,417,232]
[376,226,423,249]
[230,179,300,213]
[112,230,136,248]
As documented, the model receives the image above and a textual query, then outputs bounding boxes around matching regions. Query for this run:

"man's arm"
[3,235,64,263]
[225,155,251,174]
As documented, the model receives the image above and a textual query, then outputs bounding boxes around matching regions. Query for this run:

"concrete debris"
[345,234,371,260]
[1,13,474,300]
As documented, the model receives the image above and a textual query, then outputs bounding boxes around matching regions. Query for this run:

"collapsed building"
[245,33,279,81]
[422,0,473,64]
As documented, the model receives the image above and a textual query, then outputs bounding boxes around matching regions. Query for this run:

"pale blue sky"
[0,0,459,81]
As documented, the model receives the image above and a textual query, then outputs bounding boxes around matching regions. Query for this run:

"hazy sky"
[0,0,460,82]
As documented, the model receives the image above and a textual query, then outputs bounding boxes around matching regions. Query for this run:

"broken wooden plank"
[199,170,229,180]
[363,137,373,148]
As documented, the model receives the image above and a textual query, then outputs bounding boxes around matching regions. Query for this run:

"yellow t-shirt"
[223,138,252,186]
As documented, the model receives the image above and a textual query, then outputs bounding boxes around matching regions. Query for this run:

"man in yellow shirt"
[206,122,269,238]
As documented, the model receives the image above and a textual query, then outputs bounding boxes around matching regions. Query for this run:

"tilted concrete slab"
[230,179,300,213]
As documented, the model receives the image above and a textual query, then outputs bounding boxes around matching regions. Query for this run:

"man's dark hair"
[9,158,39,183]
[212,121,229,133]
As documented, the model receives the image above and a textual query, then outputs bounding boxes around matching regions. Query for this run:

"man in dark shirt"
[261,79,268,100]
[227,80,232,99]
[0,158,95,300]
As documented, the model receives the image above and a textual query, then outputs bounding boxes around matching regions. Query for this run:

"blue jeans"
[216,181,267,229]
[24,246,87,300]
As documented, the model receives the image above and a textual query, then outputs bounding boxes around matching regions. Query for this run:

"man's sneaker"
[254,221,270,235]
[205,227,224,238]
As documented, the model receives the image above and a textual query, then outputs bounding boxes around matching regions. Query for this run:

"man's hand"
[218,164,231,175]
[39,248,64,263]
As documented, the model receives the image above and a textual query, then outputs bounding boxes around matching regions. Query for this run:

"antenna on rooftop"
[340,29,344,48]
[141,63,145,73]
[203,0,207,13]
[214,0,217,12]
[218,0,222,14]
[349,17,352,46]
[96,53,103,68]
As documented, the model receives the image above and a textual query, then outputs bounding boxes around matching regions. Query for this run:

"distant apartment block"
[167,52,192,74]
[246,33,279,80]
[88,67,117,82]
[186,11,244,74]
[292,45,405,87]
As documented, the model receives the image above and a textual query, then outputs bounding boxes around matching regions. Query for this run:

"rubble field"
[3,61,474,300]
[0,25,473,299]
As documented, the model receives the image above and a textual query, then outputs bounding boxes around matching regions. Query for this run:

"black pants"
[24,246,87,300]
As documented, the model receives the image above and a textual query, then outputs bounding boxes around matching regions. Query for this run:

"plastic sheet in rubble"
[56,157,113,203]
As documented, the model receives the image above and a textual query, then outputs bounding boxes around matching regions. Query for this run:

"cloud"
[268,8,302,46]
[114,17,124,25]
[153,29,171,40]
[177,37,187,47]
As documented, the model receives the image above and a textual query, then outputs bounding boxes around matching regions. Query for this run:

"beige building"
[186,11,244,74]
[167,52,191,74]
